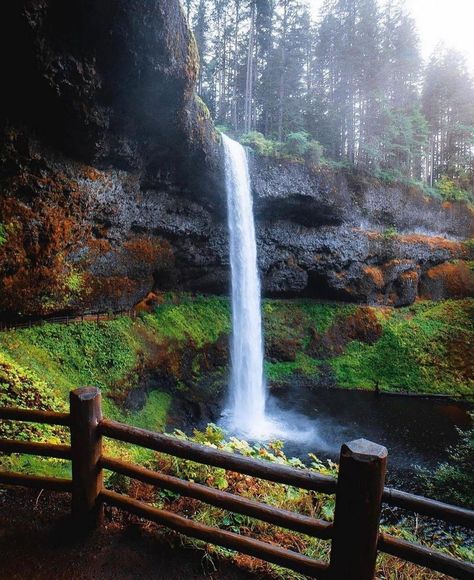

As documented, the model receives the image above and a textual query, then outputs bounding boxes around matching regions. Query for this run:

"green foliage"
[149,425,337,568]
[0,351,67,442]
[265,353,321,382]
[374,168,404,184]
[284,131,311,157]
[330,300,473,395]
[284,132,324,168]
[0,223,6,246]
[382,226,398,240]
[65,271,84,293]
[240,131,278,156]
[1,296,472,487]
[304,140,324,168]
[0,318,141,402]
[435,176,474,204]
[262,299,473,395]
[262,301,354,382]
[143,295,230,347]
[195,94,211,119]
[419,414,474,507]
[215,124,232,135]
[0,313,177,474]
[129,390,171,432]
[363,106,429,177]
[238,132,323,168]
[0,294,234,477]
[263,300,353,343]
[0,293,472,572]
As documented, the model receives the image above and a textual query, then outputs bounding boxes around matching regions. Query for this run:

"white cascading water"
[222,134,268,437]
[222,134,318,443]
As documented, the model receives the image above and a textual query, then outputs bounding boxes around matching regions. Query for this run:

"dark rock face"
[0,0,224,316]
[0,1,472,318]
[1,0,220,185]
[252,157,473,238]
[252,158,473,304]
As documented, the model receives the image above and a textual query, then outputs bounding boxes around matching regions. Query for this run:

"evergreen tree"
[185,0,473,190]
[423,47,474,185]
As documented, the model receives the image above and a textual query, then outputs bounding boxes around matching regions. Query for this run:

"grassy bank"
[263,298,473,396]
[0,296,472,469]
[0,295,471,477]
[0,297,472,427]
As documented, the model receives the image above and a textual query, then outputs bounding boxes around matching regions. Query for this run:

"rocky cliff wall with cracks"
[0,0,221,317]
[0,0,473,319]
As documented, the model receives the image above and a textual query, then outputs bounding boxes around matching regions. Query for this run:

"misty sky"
[309,0,474,73]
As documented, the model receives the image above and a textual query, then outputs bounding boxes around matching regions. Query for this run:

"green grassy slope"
[1,297,471,431]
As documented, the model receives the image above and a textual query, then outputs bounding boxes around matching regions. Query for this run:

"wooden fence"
[0,387,473,579]
[0,310,138,332]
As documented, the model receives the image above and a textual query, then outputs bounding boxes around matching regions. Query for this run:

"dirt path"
[0,488,269,580]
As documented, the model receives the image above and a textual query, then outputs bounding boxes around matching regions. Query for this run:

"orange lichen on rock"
[87,237,112,257]
[0,194,90,316]
[134,291,165,313]
[338,307,383,344]
[420,262,474,299]
[315,306,383,357]
[362,265,384,288]
[400,270,419,283]
[124,236,174,267]
[81,166,103,181]
[397,233,466,255]
[363,230,382,241]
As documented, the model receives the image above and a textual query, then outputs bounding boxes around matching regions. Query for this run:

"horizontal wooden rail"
[100,419,336,494]
[0,308,138,332]
[0,407,70,426]
[379,533,474,580]
[0,438,72,460]
[101,456,333,539]
[101,489,329,578]
[0,470,72,492]
[383,487,474,529]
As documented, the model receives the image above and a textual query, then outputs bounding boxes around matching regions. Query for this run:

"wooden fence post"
[329,439,387,580]
[70,387,103,530]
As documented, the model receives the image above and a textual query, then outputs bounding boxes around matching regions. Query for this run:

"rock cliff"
[0,0,472,318]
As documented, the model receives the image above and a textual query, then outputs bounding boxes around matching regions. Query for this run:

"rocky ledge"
[0,0,472,318]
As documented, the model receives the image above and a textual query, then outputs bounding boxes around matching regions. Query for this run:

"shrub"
[240,131,277,156]
[375,168,404,183]
[0,223,6,246]
[382,226,398,240]
[418,413,474,507]
[284,131,311,157]
[215,124,232,136]
[435,176,473,204]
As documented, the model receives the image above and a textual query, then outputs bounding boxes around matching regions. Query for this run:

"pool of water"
[269,385,472,475]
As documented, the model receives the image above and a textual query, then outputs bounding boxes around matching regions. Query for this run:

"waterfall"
[222,134,267,437]
[221,134,317,443]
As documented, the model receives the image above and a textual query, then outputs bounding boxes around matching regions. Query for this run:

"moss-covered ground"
[0,295,471,479]
[1,296,472,437]
[263,298,473,396]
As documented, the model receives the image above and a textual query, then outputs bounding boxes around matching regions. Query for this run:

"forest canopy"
[184,0,474,199]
